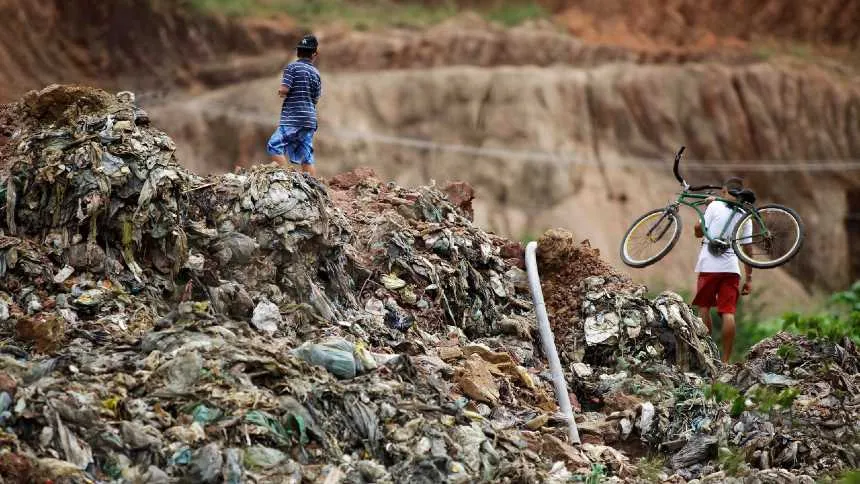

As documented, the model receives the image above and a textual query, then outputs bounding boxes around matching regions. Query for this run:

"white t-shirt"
[694,201,752,275]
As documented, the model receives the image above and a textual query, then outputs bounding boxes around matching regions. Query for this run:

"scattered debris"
[716,332,860,478]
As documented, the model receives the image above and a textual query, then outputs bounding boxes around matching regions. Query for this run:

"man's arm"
[312,74,322,106]
[279,66,294,98]
[740,217,754,295]
[741,256,753,295]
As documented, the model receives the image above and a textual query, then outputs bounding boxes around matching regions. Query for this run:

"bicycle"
[619,146,804,269]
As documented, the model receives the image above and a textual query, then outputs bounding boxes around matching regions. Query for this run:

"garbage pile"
[714,332,860,479]
[0,84,844,483]
[531,230,723,461]
[0,84,616,483]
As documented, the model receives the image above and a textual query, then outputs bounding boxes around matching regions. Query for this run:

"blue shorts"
[267,125,316,165]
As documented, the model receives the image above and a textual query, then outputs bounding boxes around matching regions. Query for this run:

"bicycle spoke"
[735,207,801,266]
[623,211,678,264]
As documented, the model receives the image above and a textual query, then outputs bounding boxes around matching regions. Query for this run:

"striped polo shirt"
[279,58,322,129]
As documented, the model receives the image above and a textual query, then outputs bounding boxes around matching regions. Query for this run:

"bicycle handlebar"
[672,146,685,184]
[672,146,722,191]
[688,184,723,192]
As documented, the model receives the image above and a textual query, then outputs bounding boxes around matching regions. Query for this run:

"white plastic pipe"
[524,241,581,444]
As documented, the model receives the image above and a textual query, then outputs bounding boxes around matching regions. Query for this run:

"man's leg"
[715,273,741,363]
[301,163,316,176]
[699,307,713,332]
[692,273,716,333]
[267,127,289,167]
[270,154,288,167]
[719,312,736,363]
[298,129,317,177]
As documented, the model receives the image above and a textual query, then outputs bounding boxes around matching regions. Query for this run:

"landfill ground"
[0,84,856,483]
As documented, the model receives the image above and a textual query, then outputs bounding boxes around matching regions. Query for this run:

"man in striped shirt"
[267,34,322,176]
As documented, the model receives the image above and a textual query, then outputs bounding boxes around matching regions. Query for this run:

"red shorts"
[692,272,740,314]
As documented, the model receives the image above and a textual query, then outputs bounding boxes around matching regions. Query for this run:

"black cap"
[297,35,318,50]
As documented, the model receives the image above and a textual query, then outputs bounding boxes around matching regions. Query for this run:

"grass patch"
[186,0,549,29]
[187,0,456,28]
[518,231,540,244]
[634,454,667,482]
[717,445,747,477]
[485,2,547,27]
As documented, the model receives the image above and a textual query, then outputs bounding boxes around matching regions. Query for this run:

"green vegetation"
[634,454,667,482]
[576,463,606,483]
[704,381,798,428]
[518,231,539,244]
[703,382,744,417]
[703,281,860,362]
[186,0,455,28]
[485,2,547,27]
[640,278,859,363]
[717,445,746,477]
[704,380,800,477]
[796,469,860,484]
[838,470,860,484]
[185,0,548,29]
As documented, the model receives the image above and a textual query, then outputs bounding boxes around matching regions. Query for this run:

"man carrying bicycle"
[692,177,753,363]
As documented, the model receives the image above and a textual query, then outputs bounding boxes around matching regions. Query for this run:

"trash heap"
[530,230,722,457]
[0,84,611,483]
[714,332,860,479]
[0,84,844,483]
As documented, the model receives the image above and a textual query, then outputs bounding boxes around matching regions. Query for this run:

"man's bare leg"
[301,163,317,177]
[720,312,736,363]
[270,154,288,168]
[699,306,712,332]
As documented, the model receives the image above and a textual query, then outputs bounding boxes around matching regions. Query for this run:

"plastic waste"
[251,299,282,334]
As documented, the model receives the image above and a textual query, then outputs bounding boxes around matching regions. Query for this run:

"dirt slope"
[0,3,766,104]
[0,0,302,102]
[1,0,857,104]
[315,14,760,71]
[546,0,860,49]
[403,0,860,48]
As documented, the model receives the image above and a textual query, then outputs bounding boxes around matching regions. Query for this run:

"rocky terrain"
[0,83,857,484]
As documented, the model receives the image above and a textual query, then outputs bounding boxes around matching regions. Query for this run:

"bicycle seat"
[728,188,756,204]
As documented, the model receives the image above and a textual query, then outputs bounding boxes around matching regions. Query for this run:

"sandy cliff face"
[0,2,792,103]
[314,14,760,70]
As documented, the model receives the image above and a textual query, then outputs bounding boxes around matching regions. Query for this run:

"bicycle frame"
[642,145,772,248]
[665,190,769,245]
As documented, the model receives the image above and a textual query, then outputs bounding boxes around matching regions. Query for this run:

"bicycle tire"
[732,203,804,269]
[620,208,682,268]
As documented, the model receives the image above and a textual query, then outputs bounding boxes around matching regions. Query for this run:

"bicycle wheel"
[620,208,682,268]
[732,204,804,269]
